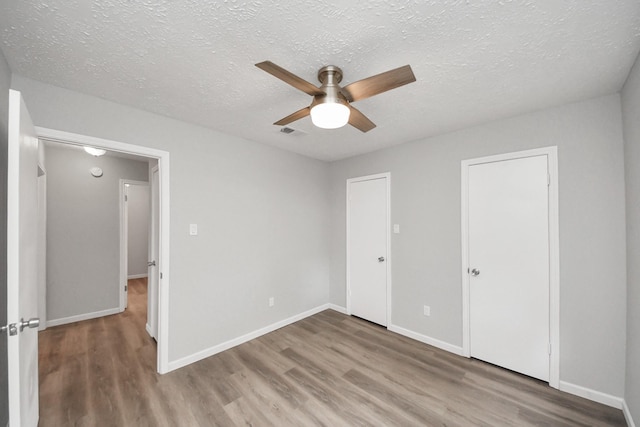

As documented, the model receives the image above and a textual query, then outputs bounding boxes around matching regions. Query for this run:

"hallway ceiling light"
[84,146,106,156]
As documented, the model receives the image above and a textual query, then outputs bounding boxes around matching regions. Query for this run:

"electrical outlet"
[423,305,430,316]
[269,297,275,307]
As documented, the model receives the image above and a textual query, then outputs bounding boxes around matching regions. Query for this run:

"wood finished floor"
[39,278,627,426]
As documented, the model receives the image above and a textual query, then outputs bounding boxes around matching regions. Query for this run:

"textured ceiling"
[1,1,640,161]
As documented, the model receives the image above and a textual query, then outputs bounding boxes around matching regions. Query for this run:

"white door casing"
[35,127,171,374]
[461,146,560,388]
[347,173,390,326]
[7,89,40,427]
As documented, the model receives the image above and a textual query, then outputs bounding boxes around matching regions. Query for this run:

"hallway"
[38,278,158,426]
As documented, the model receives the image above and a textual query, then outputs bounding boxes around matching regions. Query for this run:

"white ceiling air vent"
[280,127,296,134]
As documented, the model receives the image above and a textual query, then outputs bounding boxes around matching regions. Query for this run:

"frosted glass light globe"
[310,103,350,129]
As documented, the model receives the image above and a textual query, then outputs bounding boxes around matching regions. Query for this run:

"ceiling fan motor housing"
[312,65,348,108]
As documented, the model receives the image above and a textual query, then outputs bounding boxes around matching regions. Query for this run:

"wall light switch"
[393,224,400,234]
[423,305,431,316]
[189,224,198,236]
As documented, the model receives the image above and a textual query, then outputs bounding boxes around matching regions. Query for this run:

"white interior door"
[147,166,159,340]
[121,182,129,310]
[468,154,550,381]
[7,89,40,426]
[348,175,388,326]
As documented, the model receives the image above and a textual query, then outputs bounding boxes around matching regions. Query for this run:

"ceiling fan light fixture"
[256,61,415,132]
[310,102,350,129]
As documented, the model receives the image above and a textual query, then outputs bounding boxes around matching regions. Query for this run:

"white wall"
[0,46,11,427]
[45,143,148,322]
[329,94,627,398]
[127,183,149,278]
[12,75,331,363]
[622,50,640,424]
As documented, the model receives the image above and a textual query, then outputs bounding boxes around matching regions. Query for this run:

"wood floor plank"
[285,365,418,427]
[226,368,306,426]
[232,345,308,410]
[282,345,425,425]
[39,280,628,426]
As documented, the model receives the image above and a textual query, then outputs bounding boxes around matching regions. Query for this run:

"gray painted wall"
[329,94,627,397]
[127,183,149,278]
[0,47,11,427]
[45,143,148,321]
[8,71,631,405]
[13,75,331,362]
[622,51,640,423]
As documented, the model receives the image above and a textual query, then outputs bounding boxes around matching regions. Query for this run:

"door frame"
[346,172,391,326]
[119,179,150,311]
[461,146,559,388]
[35,127,172,374]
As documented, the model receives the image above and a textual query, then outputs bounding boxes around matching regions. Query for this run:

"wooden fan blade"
[341,65,416,102]
[348,105,376,132]
[256,61,325,96]
[274,106,311,126]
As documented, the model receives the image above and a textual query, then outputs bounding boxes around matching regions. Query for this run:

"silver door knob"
[470,268,480,276]
[378,256,385,262]
[19,317,40,332]
[148,260,156,267]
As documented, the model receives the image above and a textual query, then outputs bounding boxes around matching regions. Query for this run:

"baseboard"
[167,303,334,372]
[558,381,624,409]
[388,324,465,356]
[623,399,637,427]
[47,307,120,327]
[327,304,347,314]
[128,274,148,279]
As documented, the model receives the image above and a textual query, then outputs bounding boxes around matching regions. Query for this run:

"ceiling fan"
[255,61,416,132]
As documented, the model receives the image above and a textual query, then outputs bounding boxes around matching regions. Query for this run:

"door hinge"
[124,285,128,292]
[160,272,163,279]
[125,195,128,202]
[548,342,552,355]
[547,173,551,187]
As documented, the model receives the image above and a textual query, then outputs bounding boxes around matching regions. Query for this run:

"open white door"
[147,165,159,339]
[7,90,40,426]
[37,167,46,331]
